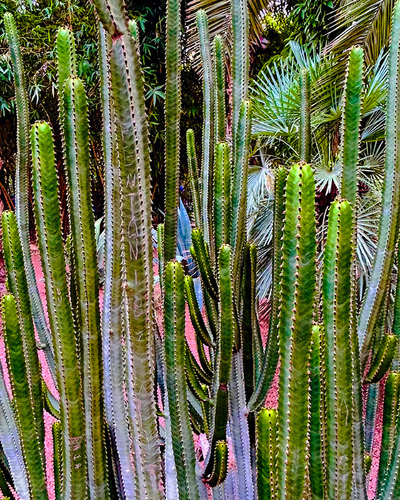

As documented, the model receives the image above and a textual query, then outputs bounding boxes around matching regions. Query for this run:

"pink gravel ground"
[0,246,382,499]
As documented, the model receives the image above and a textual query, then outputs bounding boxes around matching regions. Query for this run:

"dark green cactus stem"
[164,0,182,262]
[52,422,62,500]
[242,243,260,402]
[214,142,231,251]
[231,100,252,289]
[322,200,355,499]
[309,325,324,499]
[4,12,55,386]
[191,229,218,300]
[392,243,400,368]
[276,164,316,499]
[365,334,398,383]
[185,345,210,402]
[339,46,363,205]
[249,167,287,412]
[98,22,136,499]
[164,261,200,499]
[365,384,379,454]
[378,372,400,490]
[299,68,311,163]
[197,10,214,254]
[62,76,108,498]
[256,408,277,500]
[359,1,400,369]
[2,295,48,500]
[213,35,226,143]
[185,274,214,347]
[1,211,45,446]
[186,130,202,231]
[31,121,87,499]
[204,245,233,486]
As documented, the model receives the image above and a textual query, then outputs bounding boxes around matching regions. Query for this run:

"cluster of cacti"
[4,0,400,498]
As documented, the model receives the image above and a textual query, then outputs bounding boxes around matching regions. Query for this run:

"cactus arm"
[309,325,324,499]
[213,35,226,143]
[99,23,136,498]
[186,130,202,231]
[231,0,249,148]
[299,68,311,163]
[191,229,218,300]
[31,121,87,499]
[249,167,287,412]
[185,275,214,347]
[256,408,277,500]
[365,335,398,383]
[197,10,214,252]
[56,28,77,117]
[62,76,108,498]
[204,245,233,486]
[365,384,379,455]
[377,372,400,490]
[230,100,252,287]
[359,2,400,368]
[163,0,182,262]
[52,422,62,500]
[1,211,45,445]
[164,261,200,500]
[185,345,211,402]
[339,47,364,205]
[2,295,48,499]
[4,12,55,386]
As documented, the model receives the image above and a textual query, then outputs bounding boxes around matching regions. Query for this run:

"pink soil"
[0,247,381,498]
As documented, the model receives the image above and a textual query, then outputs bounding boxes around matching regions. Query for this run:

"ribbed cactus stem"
[249,167,287,411]
[359,1,400,368]
[197,10,215,253]
[214,142,230,251]
[186,130,202,231]
[299,68,311,163]
[4,12,55,386]
[276,164,316,499]
[31,121,87,499]
[340,46,364,205]
[213,35,226,143]
[164,261,200,499]
[164,0,182,262]
[1,211,45,447]
[256,409,277,500]
[322,200,355,499]
[2,294,48,500]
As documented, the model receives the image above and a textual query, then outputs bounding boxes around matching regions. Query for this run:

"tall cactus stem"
[299,68,311,163]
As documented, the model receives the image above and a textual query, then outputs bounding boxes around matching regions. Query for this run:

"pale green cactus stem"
[213,35,226,143]
[299,68,311,163]
[214,142,231,251]
[197,10,215,254]
[276,164,316,499]
[62,76,108,498]
[164,0,182,262]
[359,1,400,369]
[2,294,48,500]
[231,0,249,153]
[31,121,87,499]
[4,12,55,386]
[164,261,200,499]
[92,0,163,494]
